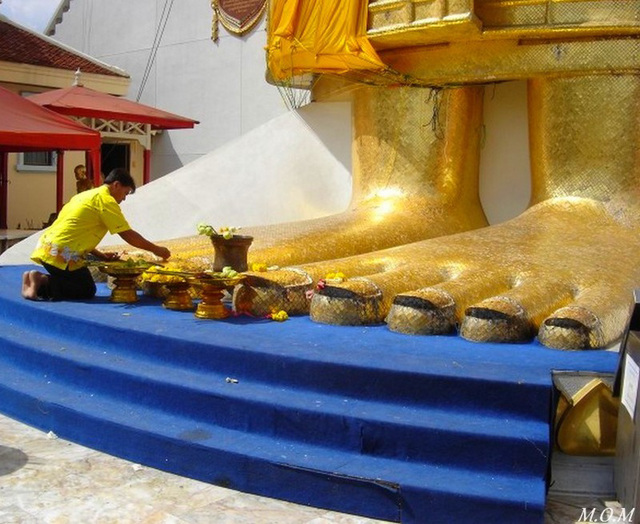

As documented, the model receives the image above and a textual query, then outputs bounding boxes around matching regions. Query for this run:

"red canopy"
[0,85,101,152]
[0,85,102,227]
[29,85,199,130]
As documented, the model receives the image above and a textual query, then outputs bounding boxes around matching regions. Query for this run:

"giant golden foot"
[234,74,640,350]
[378,198,640,350]
[235,197,640,350]
[164,85,488,268]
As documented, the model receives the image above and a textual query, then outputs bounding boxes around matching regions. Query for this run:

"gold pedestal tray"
[141,281,169,299]
[191,274,245,320]
[162,281,194,311]
[94,262,153,303]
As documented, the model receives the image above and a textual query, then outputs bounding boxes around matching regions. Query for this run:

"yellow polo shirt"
[31,185,131,270]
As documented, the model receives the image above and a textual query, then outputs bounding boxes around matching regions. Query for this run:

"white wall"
[50,0,289,179]
[107,101,353,245]
[480,80,531,224]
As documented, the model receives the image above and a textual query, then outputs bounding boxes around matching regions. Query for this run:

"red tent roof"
[29,85,199,130]
[0,85,101,153]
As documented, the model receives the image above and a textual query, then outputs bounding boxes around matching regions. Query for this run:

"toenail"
[465,307,511,321]
[393,295,438,310]
[544,317,587,330]
[316,285,360,300]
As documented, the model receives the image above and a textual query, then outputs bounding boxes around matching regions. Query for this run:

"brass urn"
[210,234,253,272]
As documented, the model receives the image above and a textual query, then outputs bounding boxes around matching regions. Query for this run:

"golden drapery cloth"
[266,0,388,81]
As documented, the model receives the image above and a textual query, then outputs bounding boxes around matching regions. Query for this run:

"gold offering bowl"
[95,262,152,303]
[141,281,169,299]
[140,267,196,311]
[162,280,195,311]
[190,274,245,320]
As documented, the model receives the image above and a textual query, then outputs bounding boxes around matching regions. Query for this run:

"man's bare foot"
[21,271,31,298]
[21,270,47,300]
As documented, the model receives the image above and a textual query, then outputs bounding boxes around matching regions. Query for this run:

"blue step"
[0,315,550,475]
[0,357,546,523]
[0,265,619,523]
[0,284,562,421]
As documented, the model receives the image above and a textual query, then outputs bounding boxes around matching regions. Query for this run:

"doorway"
[101,143,130,180]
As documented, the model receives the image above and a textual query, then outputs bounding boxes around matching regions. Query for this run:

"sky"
[0,0,61,32]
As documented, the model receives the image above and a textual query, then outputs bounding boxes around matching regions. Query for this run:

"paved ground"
[0,413,629,523]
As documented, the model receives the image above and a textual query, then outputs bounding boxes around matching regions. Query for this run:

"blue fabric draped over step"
[0,265,619,523]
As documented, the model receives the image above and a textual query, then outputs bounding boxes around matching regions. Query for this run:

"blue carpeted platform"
[0,264,619,522]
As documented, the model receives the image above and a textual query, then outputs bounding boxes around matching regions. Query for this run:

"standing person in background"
[74,164,94,193]
[22,168,170,301]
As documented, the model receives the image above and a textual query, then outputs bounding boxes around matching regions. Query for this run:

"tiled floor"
[0,413,630,523]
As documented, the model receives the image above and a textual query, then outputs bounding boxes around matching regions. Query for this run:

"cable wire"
[136,0,174,102]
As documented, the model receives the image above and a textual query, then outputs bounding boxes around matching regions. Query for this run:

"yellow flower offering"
[141,261,194,284]
[271,310,289,322]
[325,271,346,282]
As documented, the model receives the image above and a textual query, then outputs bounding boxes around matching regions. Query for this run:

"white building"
[46,0,292,180]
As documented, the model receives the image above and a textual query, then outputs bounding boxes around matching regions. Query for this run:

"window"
[16,91,57,172]
[17,151,57,172]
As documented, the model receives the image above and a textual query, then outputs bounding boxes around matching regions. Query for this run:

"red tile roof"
[0,16,127,78]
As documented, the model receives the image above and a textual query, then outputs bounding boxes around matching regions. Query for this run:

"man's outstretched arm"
[118,229,171,259]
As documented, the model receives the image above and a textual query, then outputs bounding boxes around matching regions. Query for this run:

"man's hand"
[153,246,171,260]
[101,252,121,261]
[90,249,121,261]
[118,230,170,260]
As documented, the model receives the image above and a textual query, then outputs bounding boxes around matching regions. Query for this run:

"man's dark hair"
[104,168,136,193]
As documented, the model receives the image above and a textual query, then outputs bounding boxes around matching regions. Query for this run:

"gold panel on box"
[555,376,619,456]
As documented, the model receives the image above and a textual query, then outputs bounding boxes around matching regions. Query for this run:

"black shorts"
[39,262,97,301]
